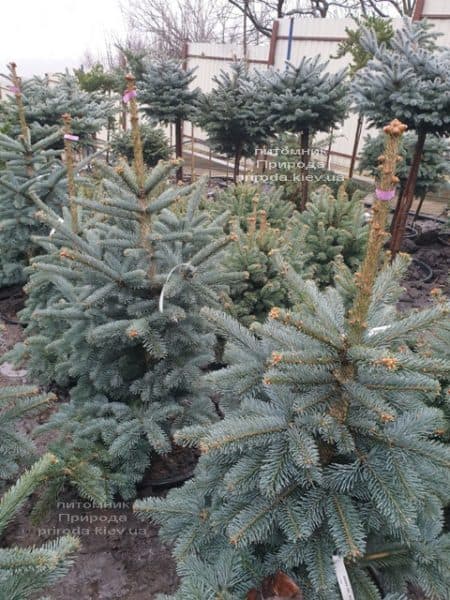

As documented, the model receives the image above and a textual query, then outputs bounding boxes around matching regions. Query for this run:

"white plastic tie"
[159,262,192,313]
[367,325,390,337]
[50,216,64,238]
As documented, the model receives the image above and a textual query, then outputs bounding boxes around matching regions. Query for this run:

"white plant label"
[332,555,355,600]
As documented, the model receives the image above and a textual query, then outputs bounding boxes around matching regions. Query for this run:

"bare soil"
[3,492,179,600]
[398,231,450,311]
[0,286,26,386]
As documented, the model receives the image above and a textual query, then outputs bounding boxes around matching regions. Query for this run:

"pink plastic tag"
[375,188,396,201]
[64,134,79,141]
[123,89,137,103]
[8,85,20,94]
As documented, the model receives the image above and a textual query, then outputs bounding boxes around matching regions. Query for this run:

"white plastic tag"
[332,555,355,600]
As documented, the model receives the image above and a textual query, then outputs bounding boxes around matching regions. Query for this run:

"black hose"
[404,225,418,239]
[0,312,22,326]
[0,286,26,326]
[411,258,434,284]
[144,471,195,489]
[438,231,450,247]
[0,286,23,301]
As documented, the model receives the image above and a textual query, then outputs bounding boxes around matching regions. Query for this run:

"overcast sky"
[0,0,127,77]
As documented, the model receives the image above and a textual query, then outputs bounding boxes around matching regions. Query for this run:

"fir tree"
[334,16,394,79]
[417,292,450,442]
[210,183,294,234]
[212,183,367,324]
[0,387,79,600]
[208,185,293,326]
[421,292,450,534]
[135,121,450,599]
[74,62,120,163]
[196,62,272,183]
[351,18,450,254]
[115,45,149,84]
[111,123,170,167]
[74,63,117,94]
[0,64,68,285]
[285,183,368,288]
[333,15,394,179]
[138,59,199,181]
[258,57,348,209]
[1,66,116,149]
[0,128,67,285]
[9,74,245,500]
[223,211,289,327]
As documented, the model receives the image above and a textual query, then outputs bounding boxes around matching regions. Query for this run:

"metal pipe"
[286,18,295,63]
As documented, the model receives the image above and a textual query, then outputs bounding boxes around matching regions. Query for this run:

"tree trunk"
[390,129,426,257]
[106,90,112,164]
[121,101,127,131]
[390,184,404,235]
[299,129,310,211]
[106,119,112,165]
[175,116,183,182]
[412,193,426,224]
[233,143,242,183]
[349,114,363,180]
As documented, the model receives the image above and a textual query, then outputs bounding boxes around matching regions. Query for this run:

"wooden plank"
[413,0,426,20]
[268,20,280,65]
[181,40,188,69]
[186,54,267,64]
[277,35,346,42]
[328,150,352,159]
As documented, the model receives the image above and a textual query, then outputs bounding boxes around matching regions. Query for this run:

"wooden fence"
[181,0,450,202]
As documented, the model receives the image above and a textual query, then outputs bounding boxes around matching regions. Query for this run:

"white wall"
[422,0,450,45]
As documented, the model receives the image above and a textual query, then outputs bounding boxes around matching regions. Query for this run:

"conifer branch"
[228,483,301,546]
[8,62,28,140]
[350,119,407,338]
[124,73,156,257]
[0,453,58,535]
[125,73,145,188]
[62,113,78,233]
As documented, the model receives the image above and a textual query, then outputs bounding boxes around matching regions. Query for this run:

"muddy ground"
[397,229,450,310]
[0,291,185,599]
[1,233,448,599]
[3,498,180,599]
